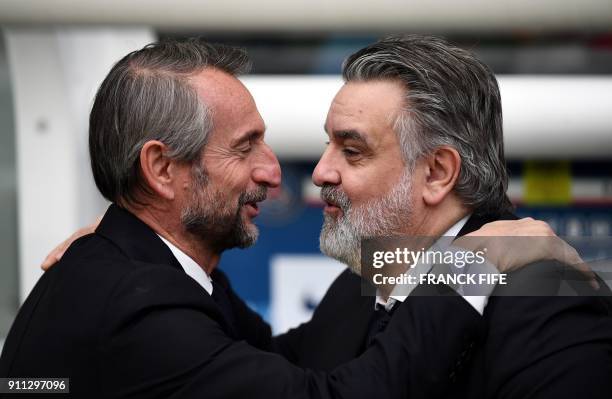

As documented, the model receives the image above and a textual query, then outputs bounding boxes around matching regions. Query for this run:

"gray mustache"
[320,184,351,211]
[239,185,268,206]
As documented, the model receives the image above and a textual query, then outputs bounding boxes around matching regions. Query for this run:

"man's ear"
[422,146,461,206]
[139,140,176,201]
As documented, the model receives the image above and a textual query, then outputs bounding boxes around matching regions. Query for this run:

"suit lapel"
[95,204,185,272]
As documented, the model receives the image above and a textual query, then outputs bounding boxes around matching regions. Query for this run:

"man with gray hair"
[275,35,612,398]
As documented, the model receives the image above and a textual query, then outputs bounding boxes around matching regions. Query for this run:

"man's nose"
[312,148,340,187]
[252,143,281,188]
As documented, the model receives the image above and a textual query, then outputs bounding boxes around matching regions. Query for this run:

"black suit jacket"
[275,212,612,398]
[0,204,482,399]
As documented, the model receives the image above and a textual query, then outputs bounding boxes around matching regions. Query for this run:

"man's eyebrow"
[332,130,369,145]
[232,129,264,146]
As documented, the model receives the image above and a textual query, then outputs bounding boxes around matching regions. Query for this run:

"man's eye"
[238,141,253,153]
[238,144,251,154]
[343,148,361,157]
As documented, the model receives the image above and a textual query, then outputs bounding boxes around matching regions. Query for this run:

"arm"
[211,269,275,351]
[271,268,371,365]
[210,268,320,362]
[102,266,482,399]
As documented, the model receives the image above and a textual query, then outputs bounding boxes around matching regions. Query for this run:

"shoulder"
[311,268,373,326]
[482,264,612,383]
[481,291,612,396]
[53,232,220,330]
[486,260,611,333]
[328,268,362,293]
[316,268,364,309]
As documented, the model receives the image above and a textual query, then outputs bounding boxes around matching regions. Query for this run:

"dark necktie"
[211,279,238,338]
[366,305,396,348]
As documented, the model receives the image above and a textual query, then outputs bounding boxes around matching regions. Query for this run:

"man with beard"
[0,37,526,399]
[273,35,612,398]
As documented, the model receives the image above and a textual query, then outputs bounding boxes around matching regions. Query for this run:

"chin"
[342,257,362,276]
[235,224,259,249]
[319,234,362,276]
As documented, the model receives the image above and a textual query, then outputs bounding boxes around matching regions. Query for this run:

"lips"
[244,202,259,217]
[323,200,343,217]
[324,199,338,209]
[320,185,348,218]
[240,187,267,219]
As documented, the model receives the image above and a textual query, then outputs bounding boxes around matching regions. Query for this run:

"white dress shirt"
[375,214,498,315]
[157,235,213,295]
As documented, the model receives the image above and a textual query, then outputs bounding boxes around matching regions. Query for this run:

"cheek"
[341,178,386,207]
[407,164,427,196]
[205,158,251,193]
[341,166,404,204]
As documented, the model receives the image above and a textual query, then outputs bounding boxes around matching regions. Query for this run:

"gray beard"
[319,171,414,275]
[181,189,259,251]
[181,165,264,252]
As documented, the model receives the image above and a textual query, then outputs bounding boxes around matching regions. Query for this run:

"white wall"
[4,27,155,301]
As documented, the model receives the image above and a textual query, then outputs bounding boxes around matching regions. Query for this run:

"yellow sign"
[523,161,571,206]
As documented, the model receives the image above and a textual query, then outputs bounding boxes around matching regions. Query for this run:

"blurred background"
[1,0,612,350]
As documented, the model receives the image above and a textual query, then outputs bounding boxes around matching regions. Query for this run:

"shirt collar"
[374,214,471,311]
[157,235,213,295]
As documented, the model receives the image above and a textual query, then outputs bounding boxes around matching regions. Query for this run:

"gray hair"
[342,35,512,215]
[89,38,251,205]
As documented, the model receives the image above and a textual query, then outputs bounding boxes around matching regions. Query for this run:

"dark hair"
[343,35,512,215]
[89,38,251,205]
